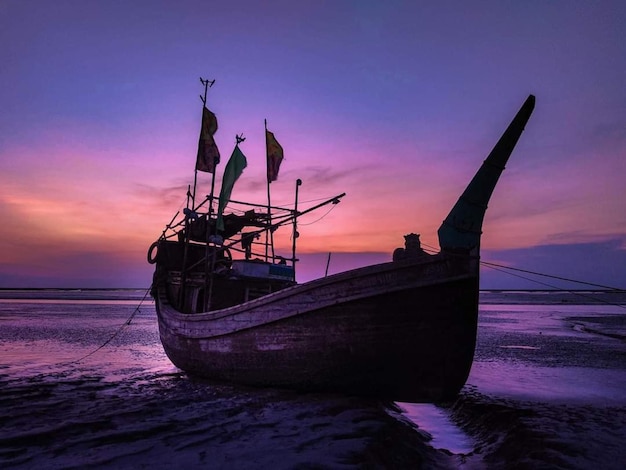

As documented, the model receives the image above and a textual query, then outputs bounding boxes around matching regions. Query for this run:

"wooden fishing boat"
[149,85,535,402]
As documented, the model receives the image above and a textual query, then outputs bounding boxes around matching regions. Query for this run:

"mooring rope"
[480,261,626,309]
[480,260,623,291]
[417,241,624,307]
[63,287,153,365]
[421,240,623,290]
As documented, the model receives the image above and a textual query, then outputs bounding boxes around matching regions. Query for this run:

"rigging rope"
[298,204,338,226]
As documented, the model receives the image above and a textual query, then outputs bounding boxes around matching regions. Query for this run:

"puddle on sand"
[398,402,474,454]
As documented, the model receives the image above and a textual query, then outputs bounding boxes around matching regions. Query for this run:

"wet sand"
[0,367,456,469]
[1,292,625,468]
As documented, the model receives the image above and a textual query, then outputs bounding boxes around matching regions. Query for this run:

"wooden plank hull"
[155,254,478,402]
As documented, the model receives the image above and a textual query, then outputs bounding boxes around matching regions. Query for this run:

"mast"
[192,77,216,209]
[199,78,217,311]
[181,77,216,311]
[264,122,285,263]
[437,95,535,252]
[207,134,247,310]
[292,179,302,281]
[264,119,273,261]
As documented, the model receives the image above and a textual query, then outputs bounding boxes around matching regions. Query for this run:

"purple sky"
[1,0,625,289]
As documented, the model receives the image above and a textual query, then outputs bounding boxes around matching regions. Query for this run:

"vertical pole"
[192,77,212,209]
[264,119,271,262]
[182,77,215,312]
[199,77,216,312]
[179,184,192,310]
[325,252,332,277]
[191,169,198,210]
[292,179,302,282]
[204,171,217,311]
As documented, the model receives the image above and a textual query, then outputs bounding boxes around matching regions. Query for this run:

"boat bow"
[437,95,535,252]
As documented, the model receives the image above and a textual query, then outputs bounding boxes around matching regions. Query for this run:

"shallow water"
[1,290,625,468]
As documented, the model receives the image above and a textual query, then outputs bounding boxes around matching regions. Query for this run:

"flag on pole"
[266,130,284,183]
[196,106,220,173]
[216,145,248,231]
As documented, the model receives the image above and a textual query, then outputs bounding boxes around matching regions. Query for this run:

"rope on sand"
[64,287,153,365]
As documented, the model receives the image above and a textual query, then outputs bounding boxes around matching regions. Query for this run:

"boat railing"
[157,192,345,268]
[152,190,344,312]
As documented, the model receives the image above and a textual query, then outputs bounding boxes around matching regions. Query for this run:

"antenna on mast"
[199,77,215,105]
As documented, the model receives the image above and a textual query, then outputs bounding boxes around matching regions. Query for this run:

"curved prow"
[437,95,535,253]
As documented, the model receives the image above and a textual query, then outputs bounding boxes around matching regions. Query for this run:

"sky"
[1,0,625,289]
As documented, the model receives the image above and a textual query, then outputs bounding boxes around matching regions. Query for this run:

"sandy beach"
[1,290,625,468]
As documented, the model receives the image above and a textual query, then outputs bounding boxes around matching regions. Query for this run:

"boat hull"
[151,94,537,403]
[155,254,478,402]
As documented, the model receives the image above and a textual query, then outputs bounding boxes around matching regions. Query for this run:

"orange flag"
[196,107,220,173]
[266,130,284,183]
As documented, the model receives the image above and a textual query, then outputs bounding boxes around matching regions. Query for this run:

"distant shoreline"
[0,288,624,293]
[0,287,147,291]
[1,288,624,306]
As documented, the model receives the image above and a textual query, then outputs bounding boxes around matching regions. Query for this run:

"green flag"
[217,145,247,231]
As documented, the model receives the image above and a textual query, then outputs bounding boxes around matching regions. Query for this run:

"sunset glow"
[1,1,625,288]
